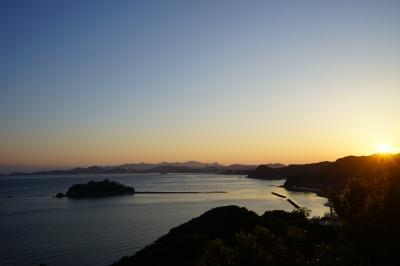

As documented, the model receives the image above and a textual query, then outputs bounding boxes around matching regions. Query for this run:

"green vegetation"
[328,168,400,265]
[113,163,400,266]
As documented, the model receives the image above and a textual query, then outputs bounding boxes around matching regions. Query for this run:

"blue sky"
[1,0,400,166]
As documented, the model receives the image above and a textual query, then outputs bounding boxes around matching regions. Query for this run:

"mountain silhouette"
[7,162,285,176]
[248,153,400,190]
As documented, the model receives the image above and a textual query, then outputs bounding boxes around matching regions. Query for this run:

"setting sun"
[377,144,392,153]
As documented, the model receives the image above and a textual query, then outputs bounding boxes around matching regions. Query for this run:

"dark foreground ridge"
[57,179,135,198]
[112,206,336,266]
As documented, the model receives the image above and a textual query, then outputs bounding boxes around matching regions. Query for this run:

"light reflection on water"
[0,174,329,266]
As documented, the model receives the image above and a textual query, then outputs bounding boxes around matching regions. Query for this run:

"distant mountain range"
[247,153,400,191]
[0,165,74,175]
[4,161,286,176]
[6,154,400,193]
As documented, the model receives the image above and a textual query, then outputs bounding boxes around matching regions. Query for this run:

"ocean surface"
[0,174,329,266]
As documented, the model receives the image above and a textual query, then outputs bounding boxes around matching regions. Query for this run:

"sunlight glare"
[377,144,392,154]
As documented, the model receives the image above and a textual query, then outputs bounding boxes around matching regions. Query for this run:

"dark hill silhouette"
[247,164,283,179]
[58,179,135,198]
[247,153,400,190]
[113,206,259,266]
[112,206,335,266]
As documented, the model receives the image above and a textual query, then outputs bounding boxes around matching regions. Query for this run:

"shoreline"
[283,185,326,197]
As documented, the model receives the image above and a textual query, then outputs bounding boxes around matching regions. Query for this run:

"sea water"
[0,173,329,266]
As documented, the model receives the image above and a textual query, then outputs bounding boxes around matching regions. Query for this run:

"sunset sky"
[1,0,399,167]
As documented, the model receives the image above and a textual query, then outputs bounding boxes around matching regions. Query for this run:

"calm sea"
[0,174,329,266]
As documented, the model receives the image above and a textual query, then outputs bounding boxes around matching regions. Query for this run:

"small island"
[56,179,135,198]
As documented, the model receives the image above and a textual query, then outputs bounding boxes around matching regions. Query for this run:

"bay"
[0,173,329,266]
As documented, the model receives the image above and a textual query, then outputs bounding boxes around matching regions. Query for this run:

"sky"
[1,0,400,167]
